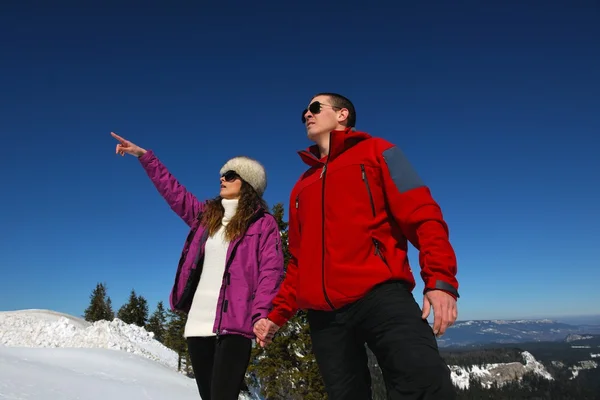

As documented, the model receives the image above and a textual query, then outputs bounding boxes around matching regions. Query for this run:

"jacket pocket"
[295,194,302,235]
[372,237,389,269]
[360,164,376,217]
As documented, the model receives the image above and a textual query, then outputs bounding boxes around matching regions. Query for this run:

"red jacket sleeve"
[375,139,460,299]
[267,188,301,327]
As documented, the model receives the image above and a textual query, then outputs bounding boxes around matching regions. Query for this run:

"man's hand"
[253,318,280,347]
[422,290,457,337]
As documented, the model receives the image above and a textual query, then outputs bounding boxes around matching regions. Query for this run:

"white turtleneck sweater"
[184,198,238,338]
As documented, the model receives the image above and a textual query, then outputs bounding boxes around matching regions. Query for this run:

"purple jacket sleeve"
[251,214,285,326]
[138,150,205,227]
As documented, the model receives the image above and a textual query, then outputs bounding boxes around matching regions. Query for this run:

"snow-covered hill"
[0,309,254,400]
[0,309,178,370]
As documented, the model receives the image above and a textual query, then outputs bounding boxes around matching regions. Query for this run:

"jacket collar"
[298,127,371,167]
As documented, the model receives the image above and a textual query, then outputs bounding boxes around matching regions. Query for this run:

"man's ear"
[337,108,349,125]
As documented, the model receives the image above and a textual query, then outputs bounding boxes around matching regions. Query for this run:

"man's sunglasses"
[221,170,240,182]
[301,101,340,124]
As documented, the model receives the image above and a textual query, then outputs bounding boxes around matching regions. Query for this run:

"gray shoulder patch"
[382,146,424,193]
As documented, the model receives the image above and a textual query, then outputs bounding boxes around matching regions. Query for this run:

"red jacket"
[267,127,459,327]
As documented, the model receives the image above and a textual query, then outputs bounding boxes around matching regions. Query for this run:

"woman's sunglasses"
[221,170,240,182]
[301,101,340,124]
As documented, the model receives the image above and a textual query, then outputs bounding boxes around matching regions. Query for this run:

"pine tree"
[146,301,167,343]
[247,202,327,399]
[134,294,149,327]
[163,308,190,373]
[270,203,289,265]
[117,289,148,327]
[83,282,114,322]
[106,297,115,320]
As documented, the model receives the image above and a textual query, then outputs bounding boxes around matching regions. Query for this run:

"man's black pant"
[186,334,252,400]
[307,280,455,400]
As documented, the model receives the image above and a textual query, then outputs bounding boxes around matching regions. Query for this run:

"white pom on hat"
[220,156,267,196]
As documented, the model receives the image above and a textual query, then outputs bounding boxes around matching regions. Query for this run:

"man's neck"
[312,134,329,159]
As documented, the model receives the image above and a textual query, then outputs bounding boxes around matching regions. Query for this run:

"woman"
[111,132,284,400]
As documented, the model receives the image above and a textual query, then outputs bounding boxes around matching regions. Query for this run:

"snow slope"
[0,346,199,400]
[0,309,255,400]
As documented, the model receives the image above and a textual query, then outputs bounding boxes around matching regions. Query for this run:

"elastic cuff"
[251,312,265,326]
[138,149,154,163]
[425,279,459,299]
[424,288,457,301]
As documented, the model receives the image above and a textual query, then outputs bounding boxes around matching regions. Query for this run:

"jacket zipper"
[321,136,334,309]
[215,211,263,339]
[175,229,209,310]
[361,164,388,266]
[215,240,241,340]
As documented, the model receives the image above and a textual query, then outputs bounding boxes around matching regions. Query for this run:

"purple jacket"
[138,150,284,339]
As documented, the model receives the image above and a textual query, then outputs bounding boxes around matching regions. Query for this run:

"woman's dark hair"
[200,180,268,241]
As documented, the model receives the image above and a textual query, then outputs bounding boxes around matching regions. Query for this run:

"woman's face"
[220,170,243,199]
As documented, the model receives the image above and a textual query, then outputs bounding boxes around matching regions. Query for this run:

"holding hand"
[422,290,457,338]
[111,132,147,157]
[253,318,280,347]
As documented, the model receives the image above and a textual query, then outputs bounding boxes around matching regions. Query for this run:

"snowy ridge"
[449,351,553,389]
[0,309,179,370]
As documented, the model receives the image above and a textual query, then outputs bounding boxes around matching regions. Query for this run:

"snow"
[569,360,598,379]
[449,351,553,390]
[0,346,199,399]
[451,364,494,389]
[522,351,553,380]
[0,309,256,400]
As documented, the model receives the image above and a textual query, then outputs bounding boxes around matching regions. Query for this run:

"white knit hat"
[220,156,267,196]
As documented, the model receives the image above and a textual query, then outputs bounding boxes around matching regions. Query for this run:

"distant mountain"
[436,319,600,347]
[554,314,600,326]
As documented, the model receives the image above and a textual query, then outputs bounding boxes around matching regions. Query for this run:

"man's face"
[302,95,344,140]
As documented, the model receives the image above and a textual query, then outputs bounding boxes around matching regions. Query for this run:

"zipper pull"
[295,196,299,209]
[320,165,327,178]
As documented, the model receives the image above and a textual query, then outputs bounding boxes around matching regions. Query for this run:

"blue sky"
[1,1,598,322]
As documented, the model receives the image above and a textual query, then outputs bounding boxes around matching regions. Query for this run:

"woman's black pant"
[186,334,252,400]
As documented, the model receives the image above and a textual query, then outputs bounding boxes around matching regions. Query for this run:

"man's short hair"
[313,92,356,127]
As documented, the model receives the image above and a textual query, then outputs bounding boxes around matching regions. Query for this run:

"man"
[254,93,459,399]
